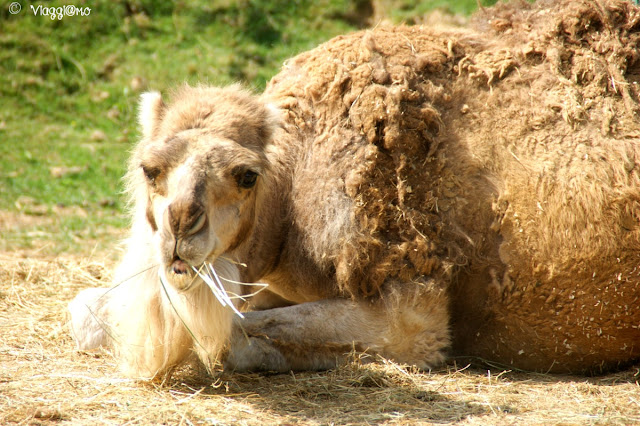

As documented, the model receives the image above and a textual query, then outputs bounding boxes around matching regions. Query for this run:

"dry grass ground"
[1,252,639,425]
[5,1,638,423]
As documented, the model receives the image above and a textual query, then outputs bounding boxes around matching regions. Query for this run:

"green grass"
[0,0,489,254]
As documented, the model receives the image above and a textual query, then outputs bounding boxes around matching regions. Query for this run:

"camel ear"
[138,91,165,140]
[262,102,282,142]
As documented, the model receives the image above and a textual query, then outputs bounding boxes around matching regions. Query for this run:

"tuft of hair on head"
[263,102,283,137]
[138,91,166,140]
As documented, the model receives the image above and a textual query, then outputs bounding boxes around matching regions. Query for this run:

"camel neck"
[230,124,301,283]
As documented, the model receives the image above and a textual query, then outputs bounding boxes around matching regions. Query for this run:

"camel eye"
[236,169,258,189]
[142,165,161,185]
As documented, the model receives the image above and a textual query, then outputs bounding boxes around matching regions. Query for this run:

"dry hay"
[0,209,126,258]
[4,0,640,422]
[0,252,638,424]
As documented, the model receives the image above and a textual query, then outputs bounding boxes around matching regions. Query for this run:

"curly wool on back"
[262,0,640,373]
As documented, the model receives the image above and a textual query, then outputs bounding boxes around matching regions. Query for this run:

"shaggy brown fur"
[70,0,640,377]
[258,0,640,373]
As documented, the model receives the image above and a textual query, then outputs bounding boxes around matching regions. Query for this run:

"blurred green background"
[0,0,495,254]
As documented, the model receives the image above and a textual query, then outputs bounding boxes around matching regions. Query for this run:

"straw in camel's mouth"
[159,259,247,318]
[191,262,245,318]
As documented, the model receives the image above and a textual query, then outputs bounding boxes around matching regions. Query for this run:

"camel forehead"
[136,85,272,185]
[157,86,273,150]
[144,134,240,163]
[141,134,265,182]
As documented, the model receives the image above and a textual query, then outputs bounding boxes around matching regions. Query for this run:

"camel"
[69,0,640,378]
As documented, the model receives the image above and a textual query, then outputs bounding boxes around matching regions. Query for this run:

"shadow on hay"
[454,356,640,381]
[164,357,639,423]
[167,360,503,423]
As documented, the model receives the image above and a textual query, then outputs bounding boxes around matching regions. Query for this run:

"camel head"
[132,85,279,291]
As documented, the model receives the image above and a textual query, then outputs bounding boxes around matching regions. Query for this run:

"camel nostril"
[187,211,206,236]
[172,259,189,275]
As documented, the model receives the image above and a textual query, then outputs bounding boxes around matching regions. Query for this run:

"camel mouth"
[171,258,190,275]
[161,258,201,292]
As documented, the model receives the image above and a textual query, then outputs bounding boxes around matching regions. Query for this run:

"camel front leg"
[68,287,112,350]
[225,285,450,372]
